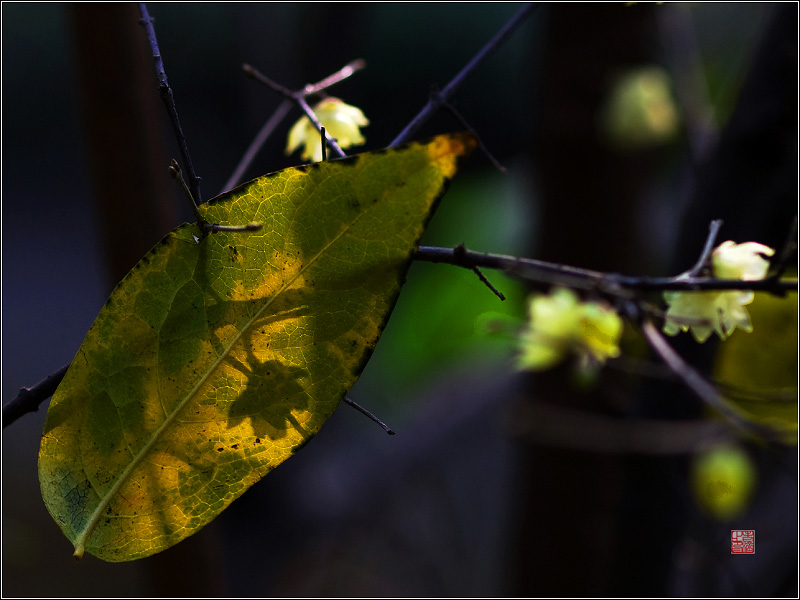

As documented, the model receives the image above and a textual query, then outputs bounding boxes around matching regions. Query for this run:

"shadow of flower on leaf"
[225,355,311,441]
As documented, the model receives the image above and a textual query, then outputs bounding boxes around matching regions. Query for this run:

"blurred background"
[2,2,796,596]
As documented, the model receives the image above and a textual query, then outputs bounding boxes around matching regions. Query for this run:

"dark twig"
[241,64,293,96]
[391,2,540,147]
[343,396,395,435]
[435,89,506,173]
[138,3,202,204]
[304,58,366,95]
[415,245,798,294]
[687,218,723,277]
[453,244,505,300]
[471,267,506,301]
[320,127,327,162]
[294,96,346,158]
[3,365,69,429]
[242,63,347,159]
[768,215,798,282]
[222,98,293,193]
[168,159,203,226]
[418,244,606,283]
[170,160,261,234]
[638,315,786,443]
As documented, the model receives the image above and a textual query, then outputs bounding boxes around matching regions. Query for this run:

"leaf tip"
[426,133,477,177]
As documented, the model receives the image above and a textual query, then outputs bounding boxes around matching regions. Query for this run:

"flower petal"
[712,240,774,280]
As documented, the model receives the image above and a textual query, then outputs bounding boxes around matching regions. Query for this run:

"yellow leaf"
[38,133,476,561]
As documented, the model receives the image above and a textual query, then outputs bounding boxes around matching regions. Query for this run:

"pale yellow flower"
[517,288,622,371]
[663,241,775,342]
[286,97,369,162]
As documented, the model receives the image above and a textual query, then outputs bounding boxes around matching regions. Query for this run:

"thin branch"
[3,365,69,429]
[617,277,798,292]
[295,95,346,158]
[320,127,328,162]
[242,63,350,159]
[417,244,606,282]
[222,98,293,193]
[170,159,262,235]
[343,396,395,435]
[638,316,785,442]
[768,215,798,282]
[138,3,202,203]
[452,243,506,300]
[168,159,204,226]
[415,245,798,294]
[687,218,723,277]
[241,64,294,96]
[391,2,541,147]
[470,266,506,301]
[304,58,366,95]
[434,89,506,172]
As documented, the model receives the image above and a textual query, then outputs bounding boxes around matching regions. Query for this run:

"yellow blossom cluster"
[663,241,775,342]
[517,288,622,371]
